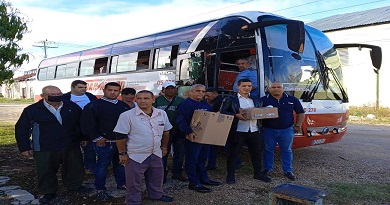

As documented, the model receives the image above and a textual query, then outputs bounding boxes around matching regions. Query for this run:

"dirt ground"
[0,103,389,205]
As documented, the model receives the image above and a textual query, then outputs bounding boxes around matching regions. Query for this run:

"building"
[308,6,390,108]
[0,69,36,99]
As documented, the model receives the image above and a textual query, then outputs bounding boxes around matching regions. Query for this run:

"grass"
[348,105,390,125]
[0,97,33,103]
[0,122,16,146]
[325,182,390,204]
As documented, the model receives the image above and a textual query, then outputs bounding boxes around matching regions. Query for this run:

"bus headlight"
[321,127,329,134]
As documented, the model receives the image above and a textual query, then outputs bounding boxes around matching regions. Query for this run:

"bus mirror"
[370,46,382,70]
[242,19,305,53]
[334,44,382,71]
[287,21,305,53]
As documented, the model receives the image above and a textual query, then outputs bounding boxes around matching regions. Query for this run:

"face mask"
[48,95,63,102]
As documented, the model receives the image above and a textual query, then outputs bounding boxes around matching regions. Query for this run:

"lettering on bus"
[86,78,128,92]
[304,107,317,112]
[156,79,175,85]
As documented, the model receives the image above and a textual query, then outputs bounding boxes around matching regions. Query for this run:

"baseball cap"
[163,82,176,88]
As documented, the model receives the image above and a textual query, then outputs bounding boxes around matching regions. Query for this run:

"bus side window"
[55,65,66,79]
[38,68,47,81]
[79,59,94,76]
[94,57,109,74]
[137,50,150,70]
[153,45,178,69]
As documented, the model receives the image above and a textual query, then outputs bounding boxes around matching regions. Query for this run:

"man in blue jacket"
[81,82,130,201]
[233,58,258,96]
[63,80,98,174]
[176,84,222,193]
[15,85,85,204]
[220,79,270,184]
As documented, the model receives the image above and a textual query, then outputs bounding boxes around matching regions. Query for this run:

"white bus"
[34,11,381,148]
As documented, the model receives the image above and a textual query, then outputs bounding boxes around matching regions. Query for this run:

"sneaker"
[156,195,174,202]
[85,169,94,175]
[96,191,112,201]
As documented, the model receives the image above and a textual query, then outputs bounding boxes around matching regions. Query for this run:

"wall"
[324,23,390,108]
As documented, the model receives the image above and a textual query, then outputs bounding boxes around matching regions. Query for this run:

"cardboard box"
[243,107,278,120]
[190,110,233,146]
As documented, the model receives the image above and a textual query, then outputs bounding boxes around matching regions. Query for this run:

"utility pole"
[33,39,58,58]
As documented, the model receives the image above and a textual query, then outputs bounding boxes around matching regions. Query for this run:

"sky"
[9,0,389,75]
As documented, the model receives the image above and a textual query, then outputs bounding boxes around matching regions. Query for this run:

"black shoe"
[226,174,236,184]
[254,174,272,182]
[117,185,126,190]
[201,179,222,186]
[284,172,296,181]
[188,184,212,193]
[156,195,174,202]
[172,175,188,182]
[205,166,216,170]
[39,194,56,204]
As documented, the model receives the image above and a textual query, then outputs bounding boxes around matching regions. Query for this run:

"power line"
[186,0,255,18]
[291,0,387,18]
[271,0,327,13]
[32,39,58,58]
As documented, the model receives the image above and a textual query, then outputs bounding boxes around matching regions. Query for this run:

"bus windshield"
[263,23,347,102]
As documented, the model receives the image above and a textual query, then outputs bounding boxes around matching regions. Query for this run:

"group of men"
[15,57,305,205]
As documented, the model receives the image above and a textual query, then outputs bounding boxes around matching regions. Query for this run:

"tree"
[0,1,29,86]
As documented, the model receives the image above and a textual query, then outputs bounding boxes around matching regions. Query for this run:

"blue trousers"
[185,140,210,185]
[94,142,125,190]
[262,126,294,173]
[83,141,96,171]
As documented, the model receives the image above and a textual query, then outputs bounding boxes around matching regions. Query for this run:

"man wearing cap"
[153,82,186,182]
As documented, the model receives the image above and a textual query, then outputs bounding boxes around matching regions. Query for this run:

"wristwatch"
[119,152,127,156]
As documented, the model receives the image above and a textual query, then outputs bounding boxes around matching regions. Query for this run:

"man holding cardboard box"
[176,84,222,193]
[220,79,271,184]
[261,82,305,181]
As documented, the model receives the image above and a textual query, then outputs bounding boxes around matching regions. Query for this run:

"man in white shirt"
[220,78,271,184]
[114,90,174,205]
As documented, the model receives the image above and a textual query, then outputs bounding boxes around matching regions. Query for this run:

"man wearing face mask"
[15,85,85,204]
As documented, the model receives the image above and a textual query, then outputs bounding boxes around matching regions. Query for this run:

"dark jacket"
[220,94,263,131]
[81,99,130,141]
[210,95,224,112]
[63,92,98,101]
[176,98,213,135]
[15,100,83,152]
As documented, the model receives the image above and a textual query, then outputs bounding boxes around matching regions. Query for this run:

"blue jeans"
[262,126,294,173]
[185,140,210,185]
[83,142,96,171]
[94,142,125,190]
